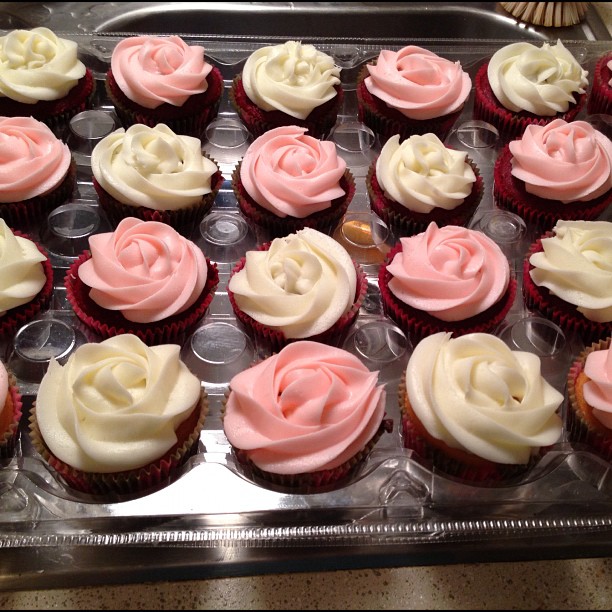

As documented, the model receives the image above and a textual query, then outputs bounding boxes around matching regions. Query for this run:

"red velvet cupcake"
[222,340,391,492]
[106,35,223,138]
[91,123,222,236]
[473,40,588,142]
[587,52,612,117]
[566,336,612,464]
[356,45,471,146]
[0,117,77,230]
[399,331,564,485]
[366,133,483,239]
[0,361,23,460]
[232,125,354,241]
[227,228,367,355]
[229,40,343,139]
[378,223,517,344]
[0,222,54,343]
[29,334,207,497]
[0,27,94,138]
[523,220,612,347]
[65,218,219,347]
[494,120,612,232]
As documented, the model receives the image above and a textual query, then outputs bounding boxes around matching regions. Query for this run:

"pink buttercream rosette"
[221,341,393,491]
[106,36,223,138]
[65,219,219,346]
[356,46,471,145]
[227,240,368,355]
[232,126,355,240]
[378,223,517,344]
[566,336,612,463]
[493,120,612,232]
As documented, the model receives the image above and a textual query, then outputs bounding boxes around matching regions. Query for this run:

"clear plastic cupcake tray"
[1,35,611,589]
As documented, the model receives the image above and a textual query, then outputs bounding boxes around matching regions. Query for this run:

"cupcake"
[227,227,367,354]
[65,217,219,346]
[523,220,612,346]
[0,219,53,342]
[0,116,77,230]
[366,133,483,239]
[0,27,95,138]
[473,40,589,142]
[400,331,564,484]
[493,119,612,232]
[378,222,517,343]
[91,123,222,235]
[29,333,207,496]
[106,35,223,138]
[0,360,23,460]
[222,340,391,491]
[356,45,472,145]
[230,40,343,139]
[587,52,612,117]
[232,125,355,240]
[567,336,612,463]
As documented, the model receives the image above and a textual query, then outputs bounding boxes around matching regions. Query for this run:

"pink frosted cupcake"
[523,220,612,346]
[91,123,222,235]
[473,40,588,142]
[0,220,53,342]
[106,35,223,138]
[378,222,517,343]
[567,336,612,463]
[400,332,564,485]
[230,40,343,139]
[227,227,367,355]
[232,125,354,240]
[0,28,94,138]
[222,340,391,491]
[356,45,471,145]
[494,120,612,232]
[0,116,76,230]
[587,52,612,117]
[0,361,22,459]
[366,133,483,238]
[65,217,218,346]
[29,334,207,496]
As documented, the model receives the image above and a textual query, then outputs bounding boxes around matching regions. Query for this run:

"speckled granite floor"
[1,4,611,610]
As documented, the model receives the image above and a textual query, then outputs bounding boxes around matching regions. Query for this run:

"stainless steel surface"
[1,2,611,41]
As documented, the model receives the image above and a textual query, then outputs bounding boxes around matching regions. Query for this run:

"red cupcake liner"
[494,145,612,232]
[28,391,208,496]
[523,235,610,346]
[228,245,368,354]
[566,336,612,463]
[473,62,585,142]
[106,66,224,139]
[0,158,77,231]
[65,252,219,347]
[587,53,612,117]
[398,378,544,486]
[378,241,517,344]
[366,154,484,238]
[232,162,355,240]
[0,234,54,342]
[229,74,343,140]
[0,70,96,139]
[93,167,223,237]
[356,65,464,146]
[0,372,23,460]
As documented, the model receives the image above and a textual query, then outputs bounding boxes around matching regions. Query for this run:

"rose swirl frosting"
[110,35,213,109]
[77,217,208,324]
[239,125,347,218]
[223,340,386,474]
